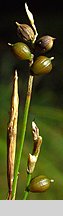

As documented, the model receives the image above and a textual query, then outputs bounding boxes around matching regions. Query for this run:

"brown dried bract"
[7,70,19,199]
[27,121,42,174]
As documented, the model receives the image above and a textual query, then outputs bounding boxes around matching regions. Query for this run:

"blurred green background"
[0,0,63,200]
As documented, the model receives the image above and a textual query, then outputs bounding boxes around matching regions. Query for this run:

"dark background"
[0,0,63,200]
[0,0,63,98]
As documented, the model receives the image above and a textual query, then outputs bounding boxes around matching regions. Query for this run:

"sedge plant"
[6,2,55,200]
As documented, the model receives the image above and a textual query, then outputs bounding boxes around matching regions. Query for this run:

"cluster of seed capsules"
[8,21,55,76]
[8,21,55,193]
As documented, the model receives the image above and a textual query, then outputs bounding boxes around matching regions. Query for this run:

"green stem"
[23,173,31,200]
[12,75,34,199]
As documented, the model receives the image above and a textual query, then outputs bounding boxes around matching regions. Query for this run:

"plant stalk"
[23,173,31,200]
[12,74,34,199]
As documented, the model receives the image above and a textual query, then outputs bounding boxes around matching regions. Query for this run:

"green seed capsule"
[8,42,33,62]
[35,35,56,53]
[29,175,54,193]
[31,55,54,75]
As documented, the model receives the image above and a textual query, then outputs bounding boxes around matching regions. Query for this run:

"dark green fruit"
[29,175,54,193]
[31,55,54,75]
[35,35,56,53]
[8,42,33,61]
[16,22,35,42]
